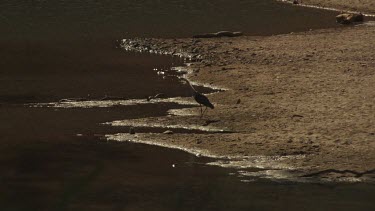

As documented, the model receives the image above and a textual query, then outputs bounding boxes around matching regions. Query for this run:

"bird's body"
[193,91,214,109]
[180,78,214,117]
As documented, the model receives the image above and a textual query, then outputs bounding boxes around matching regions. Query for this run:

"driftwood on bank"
[193,31,243,38]
[58,95,128,103]
[336,13,364,24]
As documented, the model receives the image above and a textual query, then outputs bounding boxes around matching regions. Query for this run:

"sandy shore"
[112,3,375,182]
[282,0,375,14]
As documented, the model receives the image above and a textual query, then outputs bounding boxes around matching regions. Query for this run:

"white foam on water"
[107,132,373,183]
[105,119,230,133]
[106,133,217,158]
[207,155,306,170]
[105,133,309,182]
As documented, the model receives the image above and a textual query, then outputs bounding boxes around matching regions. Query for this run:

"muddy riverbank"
[116,20,375,182]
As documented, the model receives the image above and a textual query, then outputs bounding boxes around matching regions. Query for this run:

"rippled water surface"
[1,1,374,210]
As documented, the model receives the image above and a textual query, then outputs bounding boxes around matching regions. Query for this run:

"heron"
[180,78,214,117]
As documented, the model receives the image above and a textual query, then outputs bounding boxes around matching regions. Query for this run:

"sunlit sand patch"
[207,155,307,182]
[208,157,372,183]
[167,108,196,116]
[303,170,375,183]
[238,169,307,182]
[172,66,229,91]
[207,155,306,170]
[29,97,196,108]
[106,133,217,157]
[321,176,363,183]
[105,119,230,133]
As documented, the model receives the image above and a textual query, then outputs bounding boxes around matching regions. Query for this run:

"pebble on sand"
[163,130,174,134]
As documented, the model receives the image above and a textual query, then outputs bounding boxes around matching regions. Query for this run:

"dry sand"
[111,2,375,182]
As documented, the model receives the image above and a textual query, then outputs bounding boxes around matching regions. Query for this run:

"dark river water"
[1,0,374,210]
[1,0,341,40]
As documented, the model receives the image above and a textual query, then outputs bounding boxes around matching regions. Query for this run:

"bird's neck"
[182,78,198,95]
[188,83,196,93]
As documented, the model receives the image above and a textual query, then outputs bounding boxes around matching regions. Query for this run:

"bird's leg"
[202,107,208,117]
[199,105,203,118]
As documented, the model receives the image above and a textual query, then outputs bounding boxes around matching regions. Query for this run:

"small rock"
[312,144,320,148]
[193,31,243,38]
[292,114,304,118]
[163,130,174,134]
[192,39,201,45]
[196,140,202,144]
[236,99,241,104]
